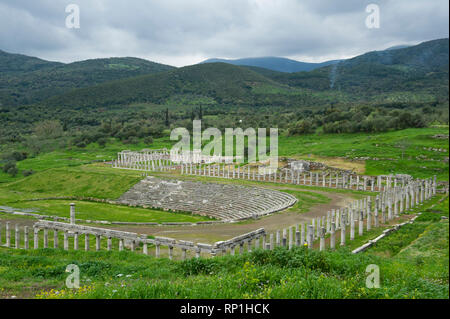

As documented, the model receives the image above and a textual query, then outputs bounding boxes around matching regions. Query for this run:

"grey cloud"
[0,0,448,66]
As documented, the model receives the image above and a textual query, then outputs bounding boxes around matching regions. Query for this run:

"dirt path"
[108,189,355,243]
[1,184,357,244]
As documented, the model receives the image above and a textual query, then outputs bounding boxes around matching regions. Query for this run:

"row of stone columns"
[0,222,29,249]
[182,163,424,192]
[266,176,436,251]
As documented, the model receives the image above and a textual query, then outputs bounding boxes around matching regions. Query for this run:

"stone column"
[43,229,48,248]
[307,225,314,249]
[399,192,404,213]
[288,227,293,249]
[270,233,274,250]
[433,176,437,196]
[168,245,174,260]
[119,239,124,252]
[247,240,252,253]
[316,218,320,238]
[64,231,69,250]
[350,213,355,240]
[70,203,76,225]
[374,196,379,228]
[74,232,79,250]
[330,222,336,250]
[15,224,20,249]
[300,224,305,246]
[24,226,29,249]
[359,211,364,236]
[85,234,89,251]
[195,247,201,258]
[276,231,280,247]
[34,227,39,249]
[107,237,112,251]
[319,227,326,251]
[326,211,331,233]
[282,229,287,247]
[5,222,10,247]
[340,215,346,246]
[95,235,101,251]
[239,242,244,254]
[311,218,315,240]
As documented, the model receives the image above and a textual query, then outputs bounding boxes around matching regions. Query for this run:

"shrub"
[22,169,35,177]
[1,161,18,177]
[178,258,218,276]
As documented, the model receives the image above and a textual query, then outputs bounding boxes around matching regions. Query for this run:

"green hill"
[42,62,304,108]
[0,50,62,74]
[201,56,341,73]
[262,38,449,102]
[2,38,448,109]
[0,53,175,106]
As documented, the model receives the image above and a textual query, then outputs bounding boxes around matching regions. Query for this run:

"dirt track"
[1,184,357,244]
[108,189,355,243]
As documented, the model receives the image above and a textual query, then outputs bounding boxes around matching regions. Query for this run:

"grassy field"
[0,163,344,223]
[280,127,449,180]
[0,164,214,223]
[0,196,447,299]
[0,127,447,299]
[1,200,212,223]
[1,127,448,184]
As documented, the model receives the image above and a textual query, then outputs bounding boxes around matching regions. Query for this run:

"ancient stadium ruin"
[117,177,297,222]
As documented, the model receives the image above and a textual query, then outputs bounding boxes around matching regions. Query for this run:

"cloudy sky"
[0,0,448,67]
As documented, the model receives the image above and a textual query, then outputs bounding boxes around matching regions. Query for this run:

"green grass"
[0,164,214,223]
[2,127,448,184]
[1,243,447,299]
[0,137,175,183]
[1,164,141,199]
[0,196,447,299]
[1,199,212,223]
[278,127,449,181]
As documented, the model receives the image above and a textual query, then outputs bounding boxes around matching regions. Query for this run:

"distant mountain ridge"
[0,49,62,74]
[0,38,448,108]
[0,53,175,105]
[200,56,341,73]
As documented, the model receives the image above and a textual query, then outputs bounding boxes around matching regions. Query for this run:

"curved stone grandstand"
[117,177,297,221]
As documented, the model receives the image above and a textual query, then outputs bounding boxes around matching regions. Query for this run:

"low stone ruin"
[117,177,297,221]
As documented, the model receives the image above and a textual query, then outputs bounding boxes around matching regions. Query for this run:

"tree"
[165,108,169,127]
[34,120,63,139]
[289,120,315,135]
[2,161,18,177]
